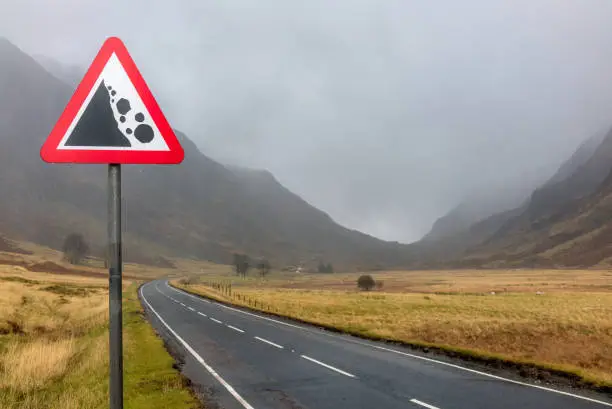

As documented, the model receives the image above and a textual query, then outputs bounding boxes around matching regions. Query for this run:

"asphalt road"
[140,280,612,409]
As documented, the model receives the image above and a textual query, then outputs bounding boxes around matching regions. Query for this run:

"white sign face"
[57,53,169,151]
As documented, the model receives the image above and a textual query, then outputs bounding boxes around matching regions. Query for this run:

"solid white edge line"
[300,355,356,378]
[166,282,211,303]
[139,284,255,409]
[166,281,612,407]
[410,398,441,409]
[373,345,612,407]
[166,283,303,329]
[227,325,245,333]
[197,312,207,317]
[210,317,223,324]
[254,336,284,349]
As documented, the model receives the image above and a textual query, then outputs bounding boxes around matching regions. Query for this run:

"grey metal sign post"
[108,164,123,409]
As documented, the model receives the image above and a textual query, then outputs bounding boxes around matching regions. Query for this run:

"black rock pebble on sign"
[134,124,154,143]
[116,98,131,115]
[65,80,131,147]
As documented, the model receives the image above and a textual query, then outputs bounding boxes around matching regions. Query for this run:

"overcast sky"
[4,0,612,242]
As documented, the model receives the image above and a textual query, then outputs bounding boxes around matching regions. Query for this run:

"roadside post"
[40,37,184,409]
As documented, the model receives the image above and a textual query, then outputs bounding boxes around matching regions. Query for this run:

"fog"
[4,0,612,242]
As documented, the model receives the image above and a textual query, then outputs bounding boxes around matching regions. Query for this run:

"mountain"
[410,129,612,268]
[0,38,408,269]
[33,54,83,86]
[452,128,612,267]
[546,130,608,186]
[423,135,600,244]
[423,180,543,242]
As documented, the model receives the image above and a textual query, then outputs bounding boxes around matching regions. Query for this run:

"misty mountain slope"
[421,159,558,258]
[0,37,408,268]
[546,130,608,185]
[480,128,612,248]
[416,168,553,265]
[33,54,83,87]
[423,184,537,242]
[410,128,612,268]
[409,205,526,267]
[452,128,612,267]
[469,179,612,267]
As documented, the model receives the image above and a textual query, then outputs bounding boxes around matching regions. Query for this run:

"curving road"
[139,280,612,409]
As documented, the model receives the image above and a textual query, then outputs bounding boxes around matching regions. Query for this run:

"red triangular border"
[40,37,184,164]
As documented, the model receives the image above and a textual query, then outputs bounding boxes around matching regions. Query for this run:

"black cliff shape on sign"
[64,80,131,147]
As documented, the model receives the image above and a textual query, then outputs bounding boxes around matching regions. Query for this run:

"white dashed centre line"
[227,325,245,333]
[180,303,186,307]
[187,307,195,311]
[210,318,223,324]
[410,399,441,409]
[197,312,207,317]
[254,336,284,349]
[300,355,356,378]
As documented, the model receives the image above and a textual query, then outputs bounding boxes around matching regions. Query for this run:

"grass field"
[174,268,612,388]
[0,266,200,409]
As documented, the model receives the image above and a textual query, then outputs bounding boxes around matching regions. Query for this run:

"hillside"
[422,131,606,250]
[453,128,612,267]
[411,129,612,268]
[0,38,408,269]
[423,183,537,242]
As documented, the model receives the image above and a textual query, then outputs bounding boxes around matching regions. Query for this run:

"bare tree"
[233,253,251,277]
[317,261,334,273]
[257,258,271,277]
[62,233,89,265]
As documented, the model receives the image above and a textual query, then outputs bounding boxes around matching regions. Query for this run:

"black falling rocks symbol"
[64,80,131,147]
[65,80,156,147]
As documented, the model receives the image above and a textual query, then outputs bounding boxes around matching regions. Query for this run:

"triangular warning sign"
[41,37,184,164]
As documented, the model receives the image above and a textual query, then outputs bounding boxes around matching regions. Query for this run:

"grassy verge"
[173,280,612,392]
[0,270,201,409]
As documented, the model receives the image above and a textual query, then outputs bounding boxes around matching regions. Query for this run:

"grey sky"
[4,0,612,242]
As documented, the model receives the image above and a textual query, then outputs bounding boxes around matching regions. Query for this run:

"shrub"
[357,274,376,291]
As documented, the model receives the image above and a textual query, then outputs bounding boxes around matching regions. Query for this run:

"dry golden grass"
[0,262,199,409]
[0,240,172,282]
[1,337,76,390]
[0,271,109,401]
[177,268,612,387]
[0,269,108,337]
[184,267,612,293]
